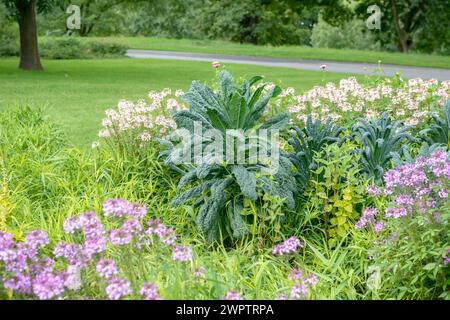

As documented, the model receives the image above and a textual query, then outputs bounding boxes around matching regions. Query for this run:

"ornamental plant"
[307,142,366,247]
[96,88,185,159]
[286,115,345,194]
[288,76,450,127]
[356,151,449,299]
[420,100,450,147]
[352,112,417,182]
[0,199,196,300]
[161,71,297,242]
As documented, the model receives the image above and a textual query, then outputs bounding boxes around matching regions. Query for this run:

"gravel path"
[126,49,450,81]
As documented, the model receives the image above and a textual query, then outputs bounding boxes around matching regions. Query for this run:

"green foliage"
[286,115,345,193]
[39,37,127,59]
[0,2,18,57]
[162,71,296,242]
[420,101,450,148]
[354,0,450,53]
[311,16,380,51]
[352,112,416,182]
[306,142,366,248]
[368,203,449,299]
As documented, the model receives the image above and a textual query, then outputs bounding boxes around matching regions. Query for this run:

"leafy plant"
[359,151,450,299]
[419,100,450,148]
[352,112,416,182]
[161,71,297,242]
[286,115,345,193]
[306,142,366,248]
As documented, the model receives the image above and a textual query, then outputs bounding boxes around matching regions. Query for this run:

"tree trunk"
[17,0,43,71]
[390,0,409,52]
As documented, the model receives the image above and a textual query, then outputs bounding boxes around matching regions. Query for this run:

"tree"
[59,0,144,36]
[2,0,55,70]
[355,0,449,53]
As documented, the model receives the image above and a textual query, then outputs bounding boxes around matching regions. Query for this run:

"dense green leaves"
[161,71,296,242]
[420,101,450,147]
[352,112,416,182]
[286,115,345,192]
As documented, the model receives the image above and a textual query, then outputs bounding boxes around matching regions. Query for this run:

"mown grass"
[99,36,450,69]
[0,58,361,148]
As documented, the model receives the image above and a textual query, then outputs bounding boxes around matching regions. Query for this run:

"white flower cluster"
[288,77,450,126]
[97,88,187,149]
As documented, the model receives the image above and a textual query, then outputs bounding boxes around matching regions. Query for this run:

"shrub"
[0,7,19,57]
[40,37,84,59]
[39,37,127,59]
[356,151,449,299]
[85,39,127,57]
[311,16,380,51]
[161,71,297,242]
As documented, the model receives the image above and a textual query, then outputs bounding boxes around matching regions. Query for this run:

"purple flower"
[121,219,143,235]
[25,230,49,249]
[444,250,450,266]
[80,211,101,229]
[109,228,133,245]
[355,208,377,230]
[29,257,55,274]
[83,235,107,259]
[193,267,206,279]
[105,277,132,300]
[140,283,161,300]
[63,216,82,234]
[61,266,82,291]
[225,290,243,300]
[53,242,83,266]
[32,272,65,300]
[306,274,319,286]
[366,185,382,196]
[4,273,32,294]
[0,232,14,252]
[103,199,132,218]
[291,283,308,299]
[288,268,303,280]
[374,221,384,233]
[394,195,414,207]
[128,203,147,219]
[4,248,28,273]
[96,259,118,279]
[172,245,193,262]
[438,189,448,199]
[103,199,147,219]
[272,237,303,256]
[385,207,408,219]
[159,227,177,246]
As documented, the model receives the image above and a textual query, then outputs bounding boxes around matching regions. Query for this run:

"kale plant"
[286,116,345,193]
[419,100,450,148]
[352,112,417,182]
[160,71,296,242]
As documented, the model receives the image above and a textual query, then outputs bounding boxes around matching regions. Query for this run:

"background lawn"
[0,58,363,148]
[112,37,450,69]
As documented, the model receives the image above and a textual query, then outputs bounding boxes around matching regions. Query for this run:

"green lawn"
[0,58,361,148]
[108,36,450,69]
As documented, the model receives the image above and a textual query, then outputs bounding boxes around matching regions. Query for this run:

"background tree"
[2,0,56,70]
[355,0,450,53]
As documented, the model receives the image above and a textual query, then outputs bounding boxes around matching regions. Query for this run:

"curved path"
[126,49,450,81]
